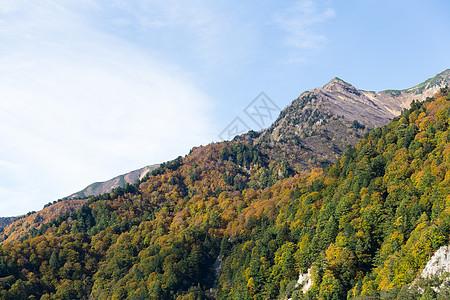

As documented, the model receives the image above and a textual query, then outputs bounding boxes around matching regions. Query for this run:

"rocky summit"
[239,69,450,171]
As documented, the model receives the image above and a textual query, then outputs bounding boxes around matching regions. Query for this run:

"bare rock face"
[421,245,450,279]
[408,244,450,294]
[238,69,450,172]
[287,267,313,300]
[318,77,393,127]
[377,68,450,115]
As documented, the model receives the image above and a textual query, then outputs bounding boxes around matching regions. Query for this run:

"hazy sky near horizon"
[1,0,450,216]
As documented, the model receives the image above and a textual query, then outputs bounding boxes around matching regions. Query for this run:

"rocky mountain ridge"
[239,69,450,171]
[66,164,159,199]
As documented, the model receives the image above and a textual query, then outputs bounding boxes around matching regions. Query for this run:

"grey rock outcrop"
[421,245,450,279]
[238,69,450,172]
[67,164,159,199]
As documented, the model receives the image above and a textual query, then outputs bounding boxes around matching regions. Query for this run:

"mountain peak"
[322,77,356,92]
[323,76,349,88]
[321,76,361,97]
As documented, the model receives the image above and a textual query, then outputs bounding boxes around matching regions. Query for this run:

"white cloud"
[0,0,216,216]
[273,0,335,62]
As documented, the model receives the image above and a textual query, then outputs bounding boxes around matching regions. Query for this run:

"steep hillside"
[66,164,159,199]
[0,87,450,299]
[0,164,160,244]
[0,199,87,244]
[386,68,450,103]
[239,70,450,171]
[0,217,17,229]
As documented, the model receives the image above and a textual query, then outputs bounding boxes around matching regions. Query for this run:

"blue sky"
[1,0,449,216]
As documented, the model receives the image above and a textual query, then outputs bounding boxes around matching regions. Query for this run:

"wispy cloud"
[89,1,258,69]
[273,0,335,63]
[0,0,216,216]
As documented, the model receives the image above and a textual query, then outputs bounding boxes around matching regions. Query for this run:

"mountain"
[66,164,159,199]
[239,69,450,171]
[0,199,87,244]
[0,71,450,299]
[68,70,450,197]
[0,166,159,240]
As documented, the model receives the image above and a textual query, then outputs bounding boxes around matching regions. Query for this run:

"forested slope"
[1,88,450,299]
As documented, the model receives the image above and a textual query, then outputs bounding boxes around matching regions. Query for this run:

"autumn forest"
[1,88,450,299]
